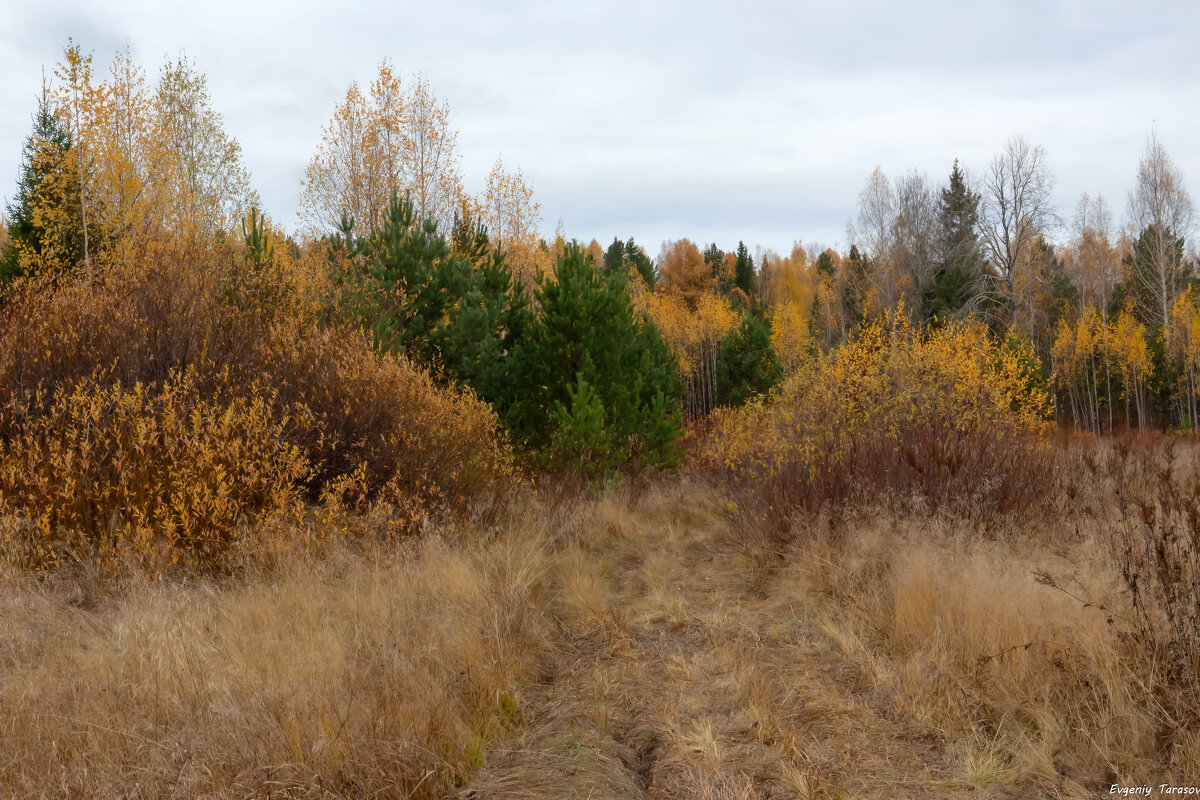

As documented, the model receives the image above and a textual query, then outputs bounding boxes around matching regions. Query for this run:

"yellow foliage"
[476,157,542,288]
[770,299,811,374]
[0,368,307,573]
[0,238,510,574]
[1170,290,1200,429]
[702,313,1051,507]
[656,239,710,306]
[300,62,464,236]
[632,286,740,418]
[48,42,259,267]
[1053,308,1151,430]
[760,244,814,309]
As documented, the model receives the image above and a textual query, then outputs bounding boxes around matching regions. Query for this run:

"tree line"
[3,44,1197,485]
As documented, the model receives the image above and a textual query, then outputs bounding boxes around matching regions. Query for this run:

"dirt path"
[461,486,977,799]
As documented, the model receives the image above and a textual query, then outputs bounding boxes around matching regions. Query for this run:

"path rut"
[461,487,976,799]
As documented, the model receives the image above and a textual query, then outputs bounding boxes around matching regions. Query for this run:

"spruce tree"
[625,237,656,287]
[603,237,624,274]
[703,242,734,293]
[815,251,836,277]
[929,160,987,323]
[2,86,80,284]
[599,236,656,287]
[842,245,871,328]
[1111,225,1189,329]
[734,240,755,297]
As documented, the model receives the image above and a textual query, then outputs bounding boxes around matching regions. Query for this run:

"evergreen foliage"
[703,242,734,293]
[734,240,755,297]
[624,237,657,287]
[842,245,871,328]
[1112,225,1191,327]
[716,314,783,406]
[2,87,82,284]
[507,243,683,474]
[602,236,657,287]
[929,160,987,322]
[332,194,530,409]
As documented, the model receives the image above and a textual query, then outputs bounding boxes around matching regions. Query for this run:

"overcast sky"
[2,0,1198,256]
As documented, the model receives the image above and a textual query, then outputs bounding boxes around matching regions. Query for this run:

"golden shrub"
[701,314,1053,528]
[0,237,511,574]
[0,369,308,572]
[258,320,512,512]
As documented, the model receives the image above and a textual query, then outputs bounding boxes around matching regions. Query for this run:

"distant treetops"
[4,42,1198,485]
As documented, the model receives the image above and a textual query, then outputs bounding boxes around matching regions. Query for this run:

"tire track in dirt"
[461,485,975,799]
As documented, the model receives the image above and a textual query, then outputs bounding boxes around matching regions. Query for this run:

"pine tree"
[338,193,529,409]
[547,371,622,480]
[816,251,836,277]
[1021,236,1078,359]
[439,204,531,411]
[715,314,782,406]
[354,194,458,359]
[507,243,683,473]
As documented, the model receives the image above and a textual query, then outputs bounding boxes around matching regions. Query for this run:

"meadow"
[2,434,1198,798]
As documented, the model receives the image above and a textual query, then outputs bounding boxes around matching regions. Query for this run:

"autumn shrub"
[0,238,510,573]
[257,318,511,509]
[0,238,306,396]
[0,368,307,573]
[1074,435,1200,691]
[701,314,1053,534]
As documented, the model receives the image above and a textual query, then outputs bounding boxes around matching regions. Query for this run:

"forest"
[1,42,1200,799]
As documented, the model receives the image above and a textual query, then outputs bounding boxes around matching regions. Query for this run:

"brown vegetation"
[700,314,1053,535]
[0,501,554,798]
[0,241,509,575]
[3,441,1200,797]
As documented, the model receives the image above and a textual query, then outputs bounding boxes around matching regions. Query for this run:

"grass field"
[3,436,1198,798]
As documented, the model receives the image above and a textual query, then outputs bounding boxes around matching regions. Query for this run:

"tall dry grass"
[695,316,1200,792]
[762,433,1200,795]
[0,494,564,799]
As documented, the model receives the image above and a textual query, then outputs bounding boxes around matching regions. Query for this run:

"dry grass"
[0,492,562,799]
[6,443,1200,797]
[790,512,1162,796]
[766,434,1200,796]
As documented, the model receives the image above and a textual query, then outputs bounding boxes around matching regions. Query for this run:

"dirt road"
[462,485,975,799]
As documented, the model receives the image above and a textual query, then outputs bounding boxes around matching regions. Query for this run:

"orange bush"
[0,369,307,572]
[259,320,511,509]
[0,238,510,573]
[701,314,1053,533]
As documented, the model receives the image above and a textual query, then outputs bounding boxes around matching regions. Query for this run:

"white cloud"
[2,0,1197,255]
